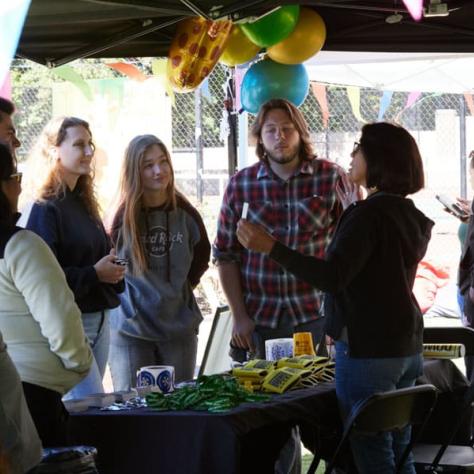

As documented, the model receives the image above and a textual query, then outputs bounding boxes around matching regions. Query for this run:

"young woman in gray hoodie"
[109,135,210,389]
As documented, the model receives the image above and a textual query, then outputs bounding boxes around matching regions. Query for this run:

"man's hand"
[237,220,276,254]
[232,315,255,352]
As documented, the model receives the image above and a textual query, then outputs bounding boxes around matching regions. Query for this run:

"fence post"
[460,96,467,199]
[195,86,203,202]
[225,68,237,176]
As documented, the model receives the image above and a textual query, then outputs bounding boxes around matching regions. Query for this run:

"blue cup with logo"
[136,365,175,394]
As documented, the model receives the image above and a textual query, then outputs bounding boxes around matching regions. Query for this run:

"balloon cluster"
[167,6,326,114]
[237,6,326,114]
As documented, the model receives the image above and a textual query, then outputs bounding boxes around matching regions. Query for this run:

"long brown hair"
[118,134,177,275]
[22,116,100,221]
[251,98,314,162]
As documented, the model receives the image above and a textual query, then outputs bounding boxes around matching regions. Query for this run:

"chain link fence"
[9,58,472,310]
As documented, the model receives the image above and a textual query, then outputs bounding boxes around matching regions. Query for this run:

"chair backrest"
[198,305,233,376]
[348,384,438,433]
[423,326,474,356]
[326,384,438,474]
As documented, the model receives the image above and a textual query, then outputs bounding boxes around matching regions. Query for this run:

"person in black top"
[236,122,433,474]
[457,151,474,381]
[24,116,125,399]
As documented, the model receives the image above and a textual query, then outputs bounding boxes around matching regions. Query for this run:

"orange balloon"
[167,17,232,92]
[219,25,260,67]
[267,8,326,65]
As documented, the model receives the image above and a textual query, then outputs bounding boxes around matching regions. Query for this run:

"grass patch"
[302,453,325,473]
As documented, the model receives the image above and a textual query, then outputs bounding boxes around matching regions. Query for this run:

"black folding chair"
[413,381,474,473]
[413,326,474,472]
[318,384,438,474]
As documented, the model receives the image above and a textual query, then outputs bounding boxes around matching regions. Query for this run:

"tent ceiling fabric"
[18,0,474,67]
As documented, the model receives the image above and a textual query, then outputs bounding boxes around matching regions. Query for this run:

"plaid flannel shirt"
[213,157,342,328]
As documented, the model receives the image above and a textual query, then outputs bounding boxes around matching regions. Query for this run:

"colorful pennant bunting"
[377,90,393,121]
[106,62,148,82]
[311,82,329,128]
[0,1,31,88]
[402,0,423,21]
[346,86,365,123]
[151,58,175,106]
[0,73,12,99]
[464,93,474,116]
[51,66,93,101]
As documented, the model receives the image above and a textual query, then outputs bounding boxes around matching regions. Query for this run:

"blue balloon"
[240,59,309,114]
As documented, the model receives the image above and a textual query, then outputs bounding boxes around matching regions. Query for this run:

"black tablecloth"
[69,358,469,474]
[70,383,337,474]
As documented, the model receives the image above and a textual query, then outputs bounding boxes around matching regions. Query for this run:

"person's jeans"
[109,329,198,391]
[335,341,423,474]
[63,310,110,400]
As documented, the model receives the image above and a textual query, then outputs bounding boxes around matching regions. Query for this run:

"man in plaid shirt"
[213,98,343,359]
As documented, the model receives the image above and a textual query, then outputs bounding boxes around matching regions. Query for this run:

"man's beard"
[265,148,299,165]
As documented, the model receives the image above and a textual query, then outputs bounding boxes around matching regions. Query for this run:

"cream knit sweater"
[0,229,92,394]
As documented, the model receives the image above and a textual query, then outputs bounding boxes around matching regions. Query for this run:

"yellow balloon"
[219,25,260,67]
[267,8,326,65]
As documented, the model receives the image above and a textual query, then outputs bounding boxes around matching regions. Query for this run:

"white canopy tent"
[238,52,474,171]
[304,51,474,93]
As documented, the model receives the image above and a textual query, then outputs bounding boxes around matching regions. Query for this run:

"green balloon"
[240,5,300,48]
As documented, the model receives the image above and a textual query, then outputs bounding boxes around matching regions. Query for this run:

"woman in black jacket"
[23,117,125,399]
[237,122,433,474]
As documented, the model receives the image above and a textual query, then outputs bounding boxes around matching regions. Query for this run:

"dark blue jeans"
[335,341,423,474]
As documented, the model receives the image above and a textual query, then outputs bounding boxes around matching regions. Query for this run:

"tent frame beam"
[22,16,184,67]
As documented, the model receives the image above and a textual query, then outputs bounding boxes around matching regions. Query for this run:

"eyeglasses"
[353,141,361,153]
[9,172,22,184]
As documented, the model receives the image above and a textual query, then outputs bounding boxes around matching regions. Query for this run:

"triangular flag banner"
[346,86,365,123]
[402,0,423,20]
[235,66,246,113]
[395,91,421,121]
[0,0,31,88]
[405,91,422,109]
[464,93,474,116]
[106,62,148,82]
[0,72,12,99]
[311,82,329,128]
[52,66,93,101]
[396,92,439,122]
[200,78,211,100]
[151,58,175,106]
[377,90,393,121]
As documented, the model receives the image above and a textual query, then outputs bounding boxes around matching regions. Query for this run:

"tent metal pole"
[226,69,238,176]
[460,96,467,199]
